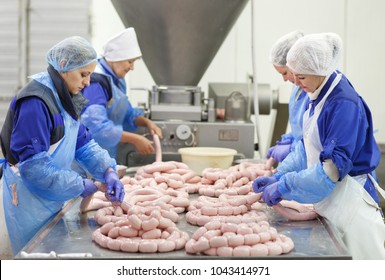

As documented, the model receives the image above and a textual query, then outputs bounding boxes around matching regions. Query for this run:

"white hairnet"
[270,30,304,66]
[100,27,142,62]
[46,36,97,72]
[286,32,342,76]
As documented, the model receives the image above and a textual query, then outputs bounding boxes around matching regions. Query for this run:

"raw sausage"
[185,221,294,257]
[153,134,162,162]
[272,201,318,221]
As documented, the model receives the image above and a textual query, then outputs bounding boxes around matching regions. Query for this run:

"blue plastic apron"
[94,64,129,157]
[1,72,79,254]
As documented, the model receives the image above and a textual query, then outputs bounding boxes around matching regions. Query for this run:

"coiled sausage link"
[185,221,294,257]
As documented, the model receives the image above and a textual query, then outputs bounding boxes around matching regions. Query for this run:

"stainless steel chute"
[111,0,249,86]
[111,0,289,166]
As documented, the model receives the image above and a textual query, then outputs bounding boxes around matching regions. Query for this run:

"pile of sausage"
[85,155,320,256]
[198,159,275,197]
[134,161,202,193]
[122,185,190,213]
[186,193,267,226]
[185,220,294,256]
[92,205,189,253]
[81,164,196,214]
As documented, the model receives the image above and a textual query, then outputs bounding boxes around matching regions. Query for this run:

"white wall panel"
[344,0,385,142]
[28,0,91,74]
[0,0,19,97]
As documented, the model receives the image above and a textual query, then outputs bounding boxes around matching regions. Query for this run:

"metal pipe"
[250,0,263,158]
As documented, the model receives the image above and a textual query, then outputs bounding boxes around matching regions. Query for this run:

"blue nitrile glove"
[262,182,282,206]
[81,179,98,198]
[105,171,125,203]
[266,138,292,162]
[252,176,277,193]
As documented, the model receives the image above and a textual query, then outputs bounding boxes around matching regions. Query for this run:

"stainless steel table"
[16,195,351,259]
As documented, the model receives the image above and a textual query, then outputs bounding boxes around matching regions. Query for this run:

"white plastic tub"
[178,147,237,175]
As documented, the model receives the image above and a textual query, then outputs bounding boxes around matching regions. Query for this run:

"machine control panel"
[175,124,192,140]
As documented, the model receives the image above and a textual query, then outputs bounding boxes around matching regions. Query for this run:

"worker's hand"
[134,135,155,155]
[105,171,125,204]
[252,176,277,193]
[147,120,163,139]
[266,139,292,162]
[81,179,98,198]
[262,182,282,206]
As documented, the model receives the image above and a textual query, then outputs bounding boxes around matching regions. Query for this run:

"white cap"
[286,32,342,76]
[100,27,142,62]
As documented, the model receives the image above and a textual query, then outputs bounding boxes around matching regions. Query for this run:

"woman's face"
[293,74,325,93]
[273,65,295,84]
[108,58,139,78]
[60,61,96,95]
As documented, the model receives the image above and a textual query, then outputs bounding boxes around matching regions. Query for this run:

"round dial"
[175,124,192,140]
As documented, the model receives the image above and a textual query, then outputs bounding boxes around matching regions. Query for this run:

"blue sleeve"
[11,97,52,162]
[82,82,109,109]
[18,151,83,201]
[81,104,122,148]
[275,140,307,179]
[277,163,336,204]
[280,133,294,143]
[76,123,93,150]
[74,139,116,181]
[318,99,360,179]
[122,102,144,132]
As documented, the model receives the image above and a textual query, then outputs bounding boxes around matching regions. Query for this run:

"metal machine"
[112,0,288,167]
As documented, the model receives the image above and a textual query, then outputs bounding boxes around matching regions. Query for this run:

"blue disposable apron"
[1,72,79,254]
[94,64,129,157]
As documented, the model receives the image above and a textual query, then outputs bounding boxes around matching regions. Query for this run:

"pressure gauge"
[175,124,192,140]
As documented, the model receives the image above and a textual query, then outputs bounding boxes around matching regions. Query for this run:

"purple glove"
[262,182,282,206]
[252,176,277,193]
[81,179,98,198]
[266,138,292,162]
[105,171,125,203]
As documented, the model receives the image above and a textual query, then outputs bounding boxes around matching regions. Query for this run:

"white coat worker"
[0,37,125,255]
[265,30,308,163]
[253,32,385,259]
[80,27,162,159]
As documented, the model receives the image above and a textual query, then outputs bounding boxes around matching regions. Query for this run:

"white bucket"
[178,147,237,175]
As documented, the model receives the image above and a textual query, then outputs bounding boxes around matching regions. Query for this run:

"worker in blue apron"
[253,33,385,259]
[81,28,162,159]
[0,36,125,255]
[266,30,308,163]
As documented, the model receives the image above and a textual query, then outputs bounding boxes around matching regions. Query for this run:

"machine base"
[116,120,255,167]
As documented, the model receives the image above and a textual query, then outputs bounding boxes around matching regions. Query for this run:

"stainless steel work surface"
[16,195,351,260]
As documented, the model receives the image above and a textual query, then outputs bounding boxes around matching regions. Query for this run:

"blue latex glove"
[81,179,98,198]
[252,176,277,193]
[266,138,292,162]
[262,182,282,206]
[105,171,125,203]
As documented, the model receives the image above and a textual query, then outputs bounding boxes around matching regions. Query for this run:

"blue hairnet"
[46,36,97,72]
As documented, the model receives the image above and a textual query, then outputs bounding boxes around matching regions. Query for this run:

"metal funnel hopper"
[111,0,249,86]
